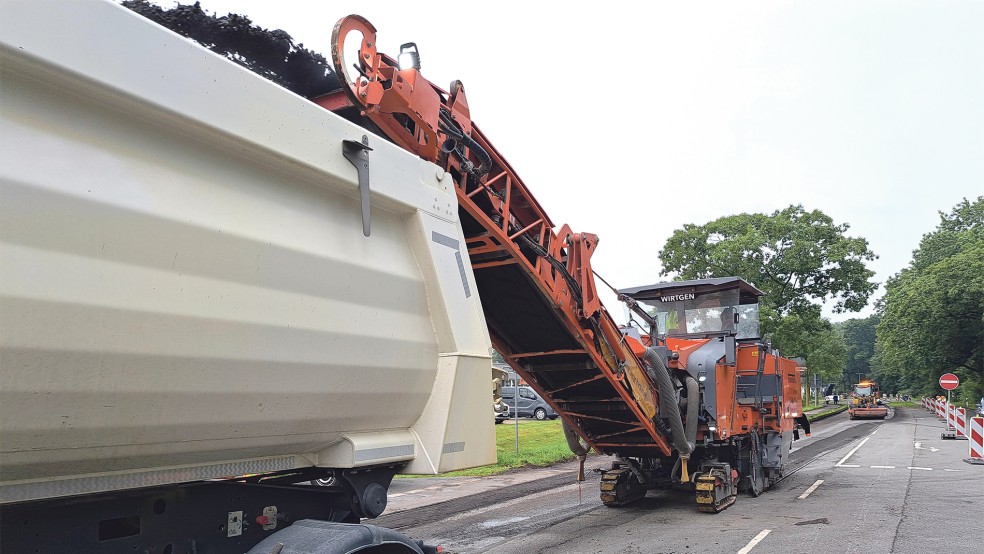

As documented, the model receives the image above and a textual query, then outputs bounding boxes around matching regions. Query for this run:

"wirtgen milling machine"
[617,278,809,511]
[314,16,810,513]
[137,10,810,513]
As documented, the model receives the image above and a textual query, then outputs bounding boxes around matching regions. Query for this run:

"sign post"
[940,373,960,436]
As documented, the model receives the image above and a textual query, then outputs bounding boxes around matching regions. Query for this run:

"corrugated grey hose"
[644,347,695,482]
[643,348,691,456]
[684,376,700,451]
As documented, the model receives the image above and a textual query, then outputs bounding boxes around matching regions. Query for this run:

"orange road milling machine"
[848,381,889,420]
[318,15,810,513]
[132,8,810,513]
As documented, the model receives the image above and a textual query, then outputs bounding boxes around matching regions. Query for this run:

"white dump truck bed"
[0,0,494,504]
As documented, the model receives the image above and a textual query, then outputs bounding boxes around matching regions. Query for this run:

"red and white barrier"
[967,416,984,463]
[947,403,956,429]
[954,408,968,438]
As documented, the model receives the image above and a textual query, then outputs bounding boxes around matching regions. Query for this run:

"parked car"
[495,386,559,422]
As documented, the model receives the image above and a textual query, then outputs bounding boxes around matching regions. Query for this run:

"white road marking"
[913,441,939,452]
[737,530,772,554]
[797,480,824,499]
[870,428,879,435]
[836,437,870,466]
[834,465,958,471]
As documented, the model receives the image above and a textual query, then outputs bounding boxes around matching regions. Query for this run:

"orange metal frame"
[319,15,671,457]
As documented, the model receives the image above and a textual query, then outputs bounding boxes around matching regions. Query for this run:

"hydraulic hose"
[439,110,491,178]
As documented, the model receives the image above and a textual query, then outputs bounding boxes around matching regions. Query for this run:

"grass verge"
[807,404,848,421]
[398,419,574,478]
[889,401,921,408]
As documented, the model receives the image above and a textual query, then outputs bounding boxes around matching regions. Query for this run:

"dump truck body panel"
[0,0,494,505]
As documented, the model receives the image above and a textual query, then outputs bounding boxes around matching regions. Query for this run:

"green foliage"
[875,198,984,403]
[658,205,874,378]
[771,306,845,382]
[659,205,877,316]
[838,314,880,386]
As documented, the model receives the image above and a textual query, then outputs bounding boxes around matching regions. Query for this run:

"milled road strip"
[736,530,772,554]
[442,483,583,524]
[797,480,824,499]
[835,436,870,466]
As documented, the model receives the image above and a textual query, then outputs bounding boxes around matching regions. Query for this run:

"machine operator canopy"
[854,384,874,396]
[620,277,763,340]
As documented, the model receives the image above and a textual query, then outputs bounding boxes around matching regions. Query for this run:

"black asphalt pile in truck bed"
[122,0,342,97]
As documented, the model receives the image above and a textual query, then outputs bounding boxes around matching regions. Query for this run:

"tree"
[658,205,876,373]
[838,315,879,387]
[659,205,878,318]
[875,198,984,403]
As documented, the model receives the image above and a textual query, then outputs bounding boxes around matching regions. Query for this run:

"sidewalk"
[385,456,607,515]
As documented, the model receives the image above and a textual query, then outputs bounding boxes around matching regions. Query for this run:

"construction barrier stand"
[966,416,984,465]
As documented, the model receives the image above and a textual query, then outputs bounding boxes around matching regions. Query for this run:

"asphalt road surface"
[376,407,981,553]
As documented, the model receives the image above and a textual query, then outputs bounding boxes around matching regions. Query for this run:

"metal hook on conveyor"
[331,15,384,110]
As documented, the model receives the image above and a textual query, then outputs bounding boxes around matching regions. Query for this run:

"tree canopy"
[658,205,875,377]
[659,205,877,318]
[874,198,984,402]
[838,314,879,384]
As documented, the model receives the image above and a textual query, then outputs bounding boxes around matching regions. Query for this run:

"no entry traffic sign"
[939,373,960,391]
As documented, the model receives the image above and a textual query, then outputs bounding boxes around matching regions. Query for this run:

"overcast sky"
[157,0,983,322]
